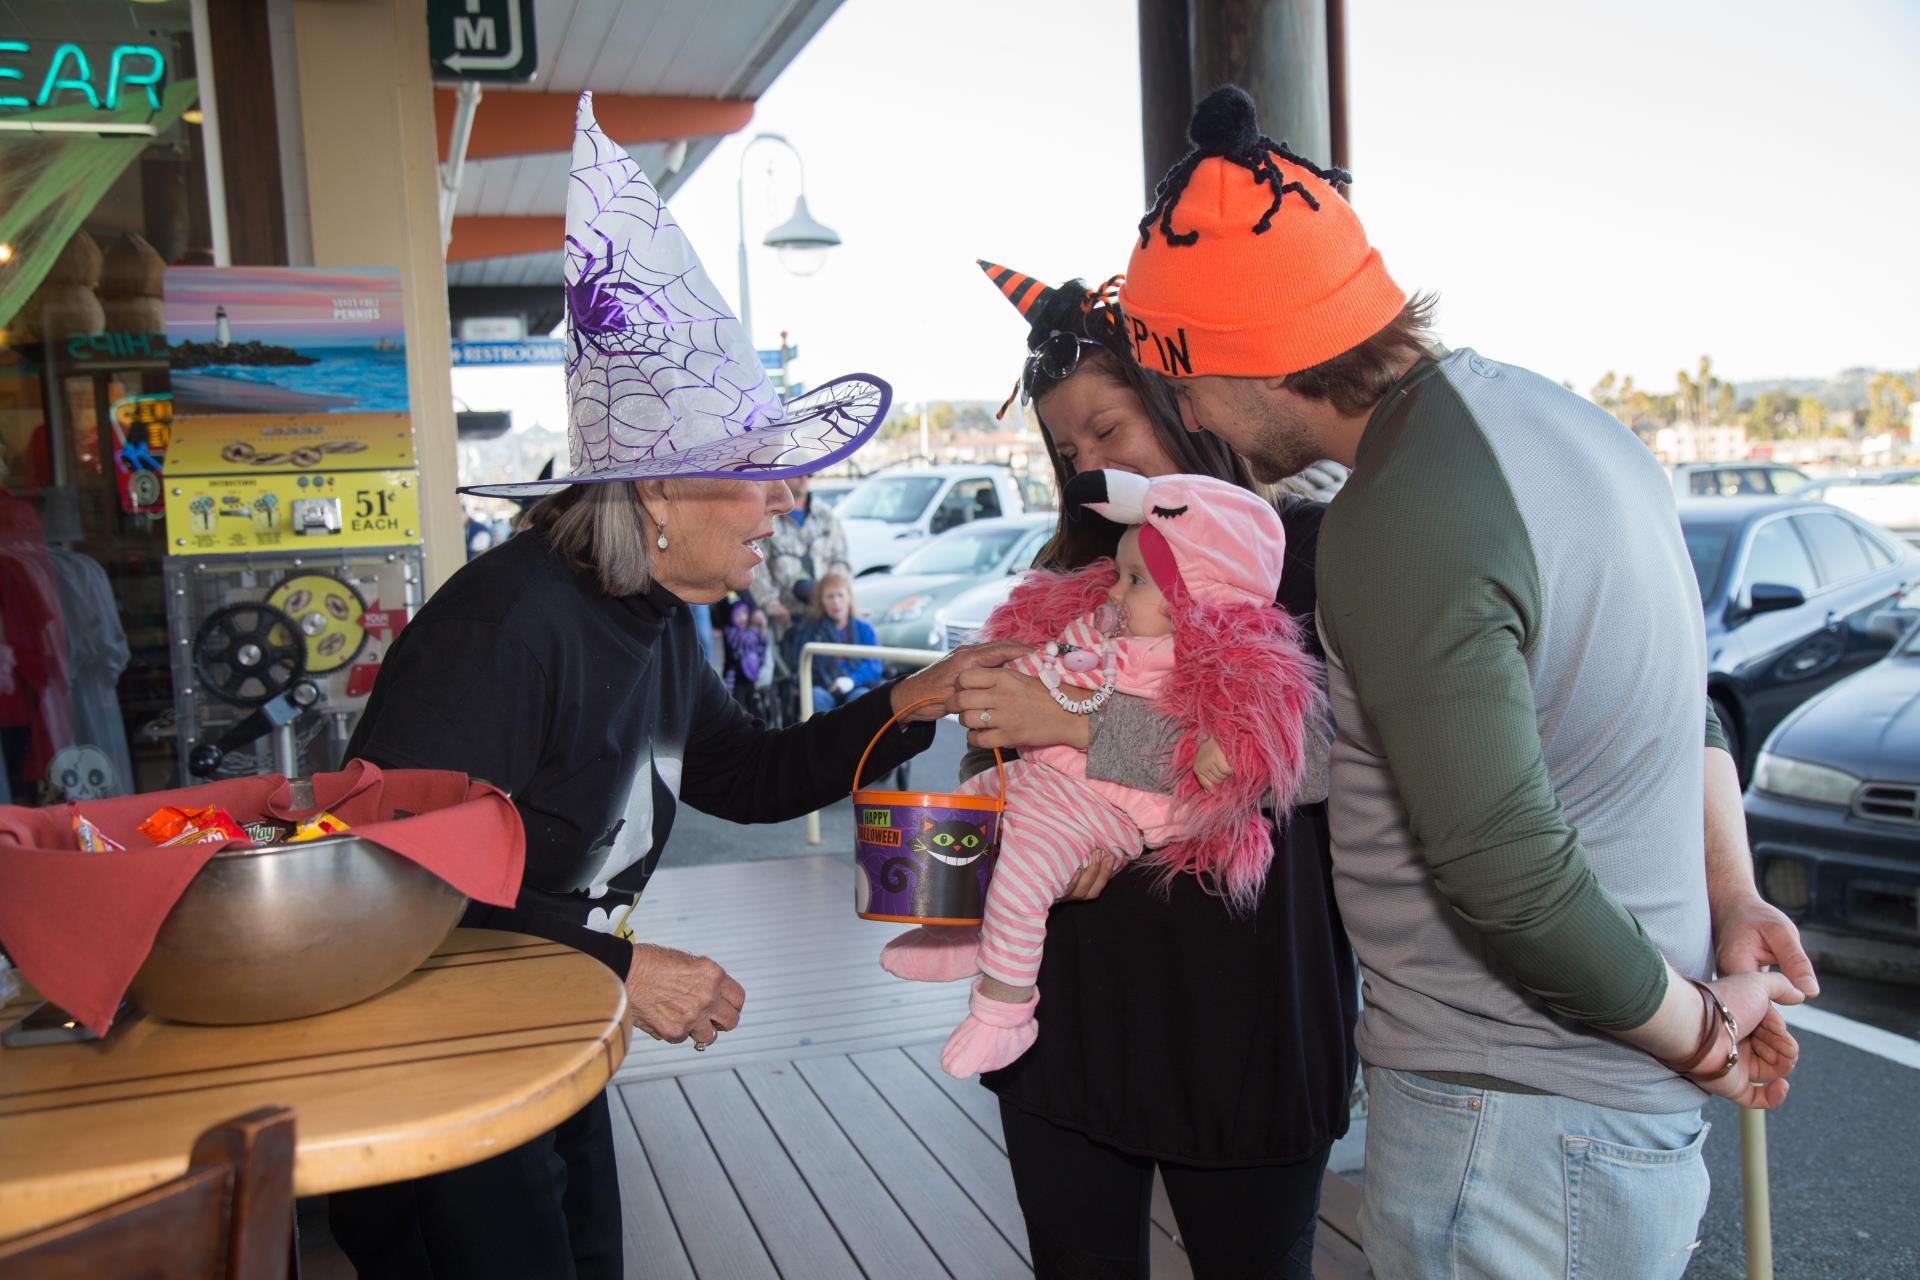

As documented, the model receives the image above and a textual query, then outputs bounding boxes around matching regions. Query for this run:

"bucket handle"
[852,695,1006,813]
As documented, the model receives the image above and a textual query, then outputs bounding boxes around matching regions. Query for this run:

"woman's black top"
[980,498,1359,1167]
[345,528,931,974]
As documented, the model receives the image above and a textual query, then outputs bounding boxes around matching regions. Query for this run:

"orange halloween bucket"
[851,697,1005,925]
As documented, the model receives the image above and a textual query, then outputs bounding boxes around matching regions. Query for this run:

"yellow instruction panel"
[164,414,420,554]
[165,470,422,553]
[165,412,417,474]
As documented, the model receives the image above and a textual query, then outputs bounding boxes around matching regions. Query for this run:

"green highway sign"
[429,0,537,83]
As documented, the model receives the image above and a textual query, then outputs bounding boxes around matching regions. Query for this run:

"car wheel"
[1711,697,1745,784]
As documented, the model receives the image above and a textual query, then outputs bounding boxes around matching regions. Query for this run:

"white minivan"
[836,465,1028,575]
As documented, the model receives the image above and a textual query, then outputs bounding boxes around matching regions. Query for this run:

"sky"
[456,0,1920,433]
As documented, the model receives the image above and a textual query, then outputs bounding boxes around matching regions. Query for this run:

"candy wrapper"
[243,819,296,846]
[139,805,248,848]
[289,810,351,842]
[70,806,126,853]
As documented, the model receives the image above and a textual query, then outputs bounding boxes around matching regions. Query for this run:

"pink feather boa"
[981,559,1325,912]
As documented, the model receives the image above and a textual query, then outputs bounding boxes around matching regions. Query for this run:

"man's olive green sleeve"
[1318,419,1669,1032]
[1705,700,1728,753]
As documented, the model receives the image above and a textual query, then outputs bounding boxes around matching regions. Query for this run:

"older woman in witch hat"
[327,95,1022,1280]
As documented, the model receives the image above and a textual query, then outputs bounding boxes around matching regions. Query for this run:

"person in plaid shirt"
[748,473,851,629]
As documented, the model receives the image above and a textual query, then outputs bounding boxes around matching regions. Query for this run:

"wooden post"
[1740,1106,1775,1280]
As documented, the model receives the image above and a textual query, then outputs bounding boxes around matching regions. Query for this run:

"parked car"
[936,574,1023,653]
[1682,498,1915,780]
[806,478,858,511]
[1791,469,1920,545]
[1744,589,1920,944]
[1670,462,1810,499]
[836,465,1027,575]
[854,515,1056,650]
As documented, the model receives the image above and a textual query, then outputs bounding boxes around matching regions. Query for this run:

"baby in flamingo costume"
[881,470,1323,1076]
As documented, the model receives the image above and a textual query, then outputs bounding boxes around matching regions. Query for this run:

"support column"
[1189,0,1331,164]
[1137,0,1193,205]
[205,0,288,265]
[1137,0,1339,197]
[289,0,463,593]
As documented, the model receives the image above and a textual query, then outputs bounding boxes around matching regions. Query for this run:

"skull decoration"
[46,744,117,802]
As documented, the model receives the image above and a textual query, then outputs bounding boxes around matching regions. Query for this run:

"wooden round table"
[0,929,628,1239]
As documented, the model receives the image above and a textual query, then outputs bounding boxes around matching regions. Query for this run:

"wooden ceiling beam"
[446,216,565,263]
[435,90,754,163]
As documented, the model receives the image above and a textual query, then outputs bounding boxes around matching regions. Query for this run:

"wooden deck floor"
[600,856,1369,1279]
[296,855,1364,1276]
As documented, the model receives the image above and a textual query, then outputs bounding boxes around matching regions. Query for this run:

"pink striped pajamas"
[958,759,1149,987]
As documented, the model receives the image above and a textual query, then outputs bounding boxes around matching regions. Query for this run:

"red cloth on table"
[0,760,524,1035]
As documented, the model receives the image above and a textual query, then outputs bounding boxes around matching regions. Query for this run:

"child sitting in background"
[719,598,768,710]
[793,571,883,710]
[879,471,1323,1077]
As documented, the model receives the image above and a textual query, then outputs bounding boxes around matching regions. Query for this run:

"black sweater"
[346,529,931,973]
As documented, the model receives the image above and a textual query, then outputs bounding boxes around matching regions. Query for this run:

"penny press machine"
[161,412,424,781]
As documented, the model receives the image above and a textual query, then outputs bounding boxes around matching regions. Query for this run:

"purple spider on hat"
[460,93,892,498]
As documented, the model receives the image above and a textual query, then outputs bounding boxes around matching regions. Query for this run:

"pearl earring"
[655,522,669,551]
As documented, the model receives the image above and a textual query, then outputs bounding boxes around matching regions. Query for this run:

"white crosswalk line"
[1779,1002,1920,1070]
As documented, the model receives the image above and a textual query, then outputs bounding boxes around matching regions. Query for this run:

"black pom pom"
[1189,85,1258,155]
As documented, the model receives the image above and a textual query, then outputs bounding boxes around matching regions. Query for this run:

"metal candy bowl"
[126,786,468,1025]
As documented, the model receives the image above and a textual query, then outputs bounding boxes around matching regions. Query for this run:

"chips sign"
[428,0,537,83]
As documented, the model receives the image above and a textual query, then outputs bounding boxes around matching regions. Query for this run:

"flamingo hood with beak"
[981,471,1324,910]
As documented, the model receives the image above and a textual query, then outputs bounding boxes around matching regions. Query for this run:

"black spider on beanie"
[1139,85,1354,249]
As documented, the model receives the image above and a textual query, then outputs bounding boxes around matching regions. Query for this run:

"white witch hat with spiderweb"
[460,93,891,498]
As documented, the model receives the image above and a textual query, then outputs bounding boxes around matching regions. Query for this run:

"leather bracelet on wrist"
[1691,983,1741,1081]
[1657,979,1740,1080]
[1657,980,1717,1074]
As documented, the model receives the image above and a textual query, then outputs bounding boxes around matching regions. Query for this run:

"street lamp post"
[735,132,841,346]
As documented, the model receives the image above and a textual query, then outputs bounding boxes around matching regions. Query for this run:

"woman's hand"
[954,668,1090,751]
[1057,852,1127,902]
[626,943,745,1048]
[891,642,1030,722]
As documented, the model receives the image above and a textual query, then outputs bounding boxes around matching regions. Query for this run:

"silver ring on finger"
[693,1039,709,1052]
[979,710,992,725]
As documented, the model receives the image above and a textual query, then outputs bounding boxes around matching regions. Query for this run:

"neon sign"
[0,42,167,113]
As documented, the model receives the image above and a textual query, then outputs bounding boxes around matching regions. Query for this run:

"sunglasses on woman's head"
[996,331,1106,420]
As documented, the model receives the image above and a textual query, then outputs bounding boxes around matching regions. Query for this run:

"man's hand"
[1193,738,1232,792]
[1715,892,1820,997]
[626,943,745,1047]
[1690,970,1804,1109]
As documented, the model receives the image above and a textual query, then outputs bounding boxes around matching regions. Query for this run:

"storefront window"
[1,0,214,801]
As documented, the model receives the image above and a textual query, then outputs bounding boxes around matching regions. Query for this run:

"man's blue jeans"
[1359,1066,1710,1279]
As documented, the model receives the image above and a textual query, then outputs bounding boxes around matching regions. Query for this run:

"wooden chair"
[0,1106,295,1280]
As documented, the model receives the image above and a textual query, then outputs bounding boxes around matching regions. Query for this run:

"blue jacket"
[795,616,882,691]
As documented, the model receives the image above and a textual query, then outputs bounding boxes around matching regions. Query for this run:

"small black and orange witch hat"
[977,260,1123,418]
[976,259,1060,324]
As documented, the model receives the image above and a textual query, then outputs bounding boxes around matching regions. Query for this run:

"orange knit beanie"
[1118,86,1404,380]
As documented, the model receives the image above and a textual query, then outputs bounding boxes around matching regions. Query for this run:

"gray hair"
[519,481,655,596]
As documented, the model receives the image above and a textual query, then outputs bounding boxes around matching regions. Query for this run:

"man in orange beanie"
[1119,86,1815,1278]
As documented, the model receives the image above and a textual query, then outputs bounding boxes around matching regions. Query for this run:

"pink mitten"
[879,925,981,982]
[940,979,1040,1077]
